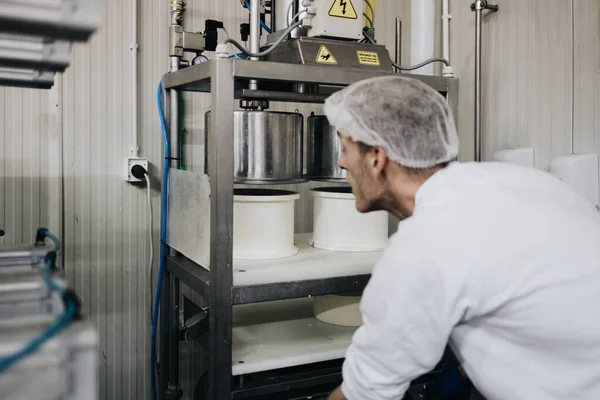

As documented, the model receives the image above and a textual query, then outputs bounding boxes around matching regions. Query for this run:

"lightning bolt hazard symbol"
[329,0,358,19]
[340,0,347,14]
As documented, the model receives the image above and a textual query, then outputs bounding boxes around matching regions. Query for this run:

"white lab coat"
[341,161,600,400]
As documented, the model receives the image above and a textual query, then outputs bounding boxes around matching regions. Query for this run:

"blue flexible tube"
[151,81,170,400]
[0,301,77,373]
[0,232,76,373]
[40,228,60,252]
[244,1,272,33]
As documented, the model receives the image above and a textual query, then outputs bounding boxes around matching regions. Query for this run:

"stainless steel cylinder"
[205,110,304,184]
[305,114,347,182]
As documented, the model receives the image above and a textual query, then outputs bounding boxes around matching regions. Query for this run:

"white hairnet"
[323,75,459,169]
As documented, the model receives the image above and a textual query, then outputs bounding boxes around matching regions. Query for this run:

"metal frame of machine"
[159,58,459,399]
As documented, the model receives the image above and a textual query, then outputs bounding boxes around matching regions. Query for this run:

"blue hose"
[244,1,272,33]
[0,301,77,373]
[151,81,170,400]
[40,228,60,252]
[0,230,76,373]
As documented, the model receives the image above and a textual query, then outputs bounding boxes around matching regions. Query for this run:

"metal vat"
[205,110,304,184]
[305,113,347,182]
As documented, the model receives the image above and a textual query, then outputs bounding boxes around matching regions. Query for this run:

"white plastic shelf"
[233,234,382,287]
[232,297,357,375]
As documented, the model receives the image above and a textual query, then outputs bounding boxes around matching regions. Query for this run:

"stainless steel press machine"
[159,1,459,399]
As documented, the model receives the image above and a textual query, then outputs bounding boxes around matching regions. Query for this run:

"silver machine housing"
[206,110,304,184]
[306,113,347,182]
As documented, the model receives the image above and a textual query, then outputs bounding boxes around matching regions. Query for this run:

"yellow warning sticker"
[328,0,358,20]
[356,50,380,66]
[316,45,338,65]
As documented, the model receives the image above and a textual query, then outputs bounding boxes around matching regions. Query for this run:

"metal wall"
[0,1,599,399]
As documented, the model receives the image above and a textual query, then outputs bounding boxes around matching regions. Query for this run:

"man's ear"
[368,146,388,178]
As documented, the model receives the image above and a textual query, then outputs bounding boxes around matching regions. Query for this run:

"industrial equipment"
[306,113,347,181]
[0,230,98,400]
[0,0,100,88]
[155,1,459,399]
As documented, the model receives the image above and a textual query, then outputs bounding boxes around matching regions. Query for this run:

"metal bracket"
[169,25,206,57]
[183,306,209,340]
[471,1,499,12]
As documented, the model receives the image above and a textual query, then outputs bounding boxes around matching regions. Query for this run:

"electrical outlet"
[125,157,149,182]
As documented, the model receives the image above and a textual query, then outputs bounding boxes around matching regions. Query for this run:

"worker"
[324,75,600,400]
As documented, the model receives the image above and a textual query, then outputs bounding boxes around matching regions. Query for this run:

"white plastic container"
[311,187,388,251]
[314,293,362,327]
[233,189,300,260]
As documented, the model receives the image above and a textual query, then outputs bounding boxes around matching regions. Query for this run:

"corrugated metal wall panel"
[0,84,60,245]
[61,0,162,397]
[451,0,573,168]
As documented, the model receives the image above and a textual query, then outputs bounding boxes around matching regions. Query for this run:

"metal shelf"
[232,298,355,376]
[159,58,460,399]
[166,233,377,305]
[161,59,457,101]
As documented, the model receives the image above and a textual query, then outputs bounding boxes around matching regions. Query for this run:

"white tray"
[232,297,357,375]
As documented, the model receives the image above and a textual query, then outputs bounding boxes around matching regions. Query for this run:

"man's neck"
[385,166,439,219]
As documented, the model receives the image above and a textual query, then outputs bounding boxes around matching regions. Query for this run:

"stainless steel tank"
[205,110,304,184]
[305,113,347,182]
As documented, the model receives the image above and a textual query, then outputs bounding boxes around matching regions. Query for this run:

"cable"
[43,257,64,294]
[144,173,154,323]
[364,0,375,26]
[285,0,295,27]
[288,9,308,27]
[220,27,241,59]
[39,227,60,252]
[244,2,272,33]
[392,57,450,71]
[363,30,376,44]
[363,12,373,28]
[225,20,302,58]
[0,232,78,373]
[151,81,170,400]
[0,301,77,373]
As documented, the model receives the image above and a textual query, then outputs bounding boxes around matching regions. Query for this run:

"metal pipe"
[170,0,184,25]
[166,3,182,397]
[411,0,436,75]
[442,0,450,63]
[474,4,481,162]
[170,58,180,170]
[471,0,498,162]
[395,17,402,72]
[130,0,138,156]
[249,0,260,90]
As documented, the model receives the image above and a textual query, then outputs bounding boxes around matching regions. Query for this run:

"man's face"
[337,132,385,213]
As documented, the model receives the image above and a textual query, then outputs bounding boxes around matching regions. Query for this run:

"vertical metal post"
[168,279,180,382]
[159,267,171,397]
[474,5,482,162]
[158,87,172,399]
[447,78,460,135]
[208,58,235,398]
[249,0,260,90]
[471,0,498,162]
[395,17,402,73]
